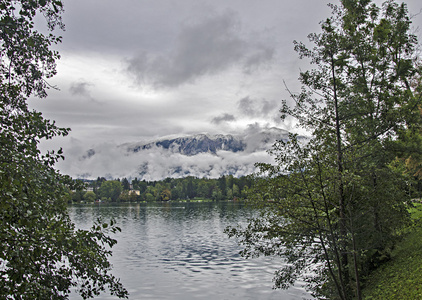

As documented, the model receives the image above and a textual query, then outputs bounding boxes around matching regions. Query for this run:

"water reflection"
[68,202,310,300]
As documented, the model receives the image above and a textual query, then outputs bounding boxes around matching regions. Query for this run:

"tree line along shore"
[70,175,254,203]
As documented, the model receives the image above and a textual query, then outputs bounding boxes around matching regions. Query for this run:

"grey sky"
[27,0,422,178]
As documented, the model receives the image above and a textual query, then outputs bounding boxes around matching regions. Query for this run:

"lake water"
[68,201,310,300]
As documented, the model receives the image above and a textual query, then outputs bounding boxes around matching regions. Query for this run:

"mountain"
[67,128,301,181]
[127,134,246,156]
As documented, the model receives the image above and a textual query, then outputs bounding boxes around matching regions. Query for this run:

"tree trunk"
[331,55,352,299]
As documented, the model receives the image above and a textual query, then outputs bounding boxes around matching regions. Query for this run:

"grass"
[362,203,422,299]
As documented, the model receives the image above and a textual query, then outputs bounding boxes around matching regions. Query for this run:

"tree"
[392,104,422,198]
[226,188,233,200]
[98,180,123,202]
[121,177,130,191]
[185,176,196,199]
[393,70,422,181]
[145,192,155,202]
[0,1,128,298]
[160,188,172,201]
[71,189,84,203]
[232,184,240,198]
[83,191,97,202]
[197,179,210,198]
[218,175,227,198]
[211,186,223,201]
[227,1,420,299]
[93,176,107,193]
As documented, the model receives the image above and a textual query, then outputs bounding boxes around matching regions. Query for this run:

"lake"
[68,201,310,299]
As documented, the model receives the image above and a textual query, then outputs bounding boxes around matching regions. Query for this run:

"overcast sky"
[28,0,422,168]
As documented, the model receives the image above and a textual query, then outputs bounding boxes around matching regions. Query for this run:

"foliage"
[121,177,130,191]
[98,180,123,202]
[362,204,422,299]
[160,188,171,201]
[226,1,420,299]
[394,106,422,180]
[389,64,422,186]
[83,191,97,202]
[0,1,128,298]
[84,175,253,202]
[145,192,154,202]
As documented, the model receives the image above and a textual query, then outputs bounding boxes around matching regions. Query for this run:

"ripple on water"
[68,202,312,300]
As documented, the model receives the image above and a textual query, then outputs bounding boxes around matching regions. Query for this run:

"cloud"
[211,113,236,125]
[238,96,254,116]
[238,96,279,118]
[243,47,275,74]
[32,0,338,162]
[69,80,94,98]
[52,130,294,180]
[125,11,274,89]
[59,143,275,181]
[52,124,294,180]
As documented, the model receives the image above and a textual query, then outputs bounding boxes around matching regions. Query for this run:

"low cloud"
[238,96,279,118]
[53,130,294,181]
[57,143,274,181]
[69,80,94,98]
[211,113,236,125]
[125,11,274,89]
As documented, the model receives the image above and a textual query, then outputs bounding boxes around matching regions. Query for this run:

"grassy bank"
[362,203,422,299]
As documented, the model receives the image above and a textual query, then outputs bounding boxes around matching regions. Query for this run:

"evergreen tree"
[121,178,130,190]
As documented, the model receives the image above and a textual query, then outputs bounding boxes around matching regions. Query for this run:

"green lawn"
[362,203,422,299]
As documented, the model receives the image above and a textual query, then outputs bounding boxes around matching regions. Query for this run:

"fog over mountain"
[60,128,303,181]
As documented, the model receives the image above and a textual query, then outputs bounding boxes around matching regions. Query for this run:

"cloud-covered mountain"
[64,128,299,181]
[127,134,246,156]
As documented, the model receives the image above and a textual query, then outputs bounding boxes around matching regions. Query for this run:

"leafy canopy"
[227,1,421,299]
[0,1,128,298]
